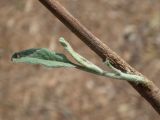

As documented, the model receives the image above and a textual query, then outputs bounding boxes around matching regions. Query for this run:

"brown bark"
[39,0,160,114]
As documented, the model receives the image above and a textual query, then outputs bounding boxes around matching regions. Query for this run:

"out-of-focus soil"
[0,0,160,120]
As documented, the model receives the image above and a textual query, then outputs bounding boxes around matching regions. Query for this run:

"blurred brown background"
[0,0,160,120]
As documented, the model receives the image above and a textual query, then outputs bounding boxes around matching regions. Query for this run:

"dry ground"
[0,0,160,120]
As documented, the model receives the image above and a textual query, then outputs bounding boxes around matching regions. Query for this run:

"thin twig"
[39,0,160,114]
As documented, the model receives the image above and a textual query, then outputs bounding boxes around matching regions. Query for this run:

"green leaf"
[11,48,76,68]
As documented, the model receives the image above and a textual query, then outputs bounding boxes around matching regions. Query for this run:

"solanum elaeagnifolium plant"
[11,37,144,83]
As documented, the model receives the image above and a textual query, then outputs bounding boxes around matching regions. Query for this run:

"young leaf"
[11,48,76,68]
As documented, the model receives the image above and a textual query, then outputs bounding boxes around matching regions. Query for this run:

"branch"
[38,0,160,114]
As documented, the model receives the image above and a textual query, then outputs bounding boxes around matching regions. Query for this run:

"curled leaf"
[11,48,76,68]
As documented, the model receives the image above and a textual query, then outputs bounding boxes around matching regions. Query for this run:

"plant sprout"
[11,37,145,83]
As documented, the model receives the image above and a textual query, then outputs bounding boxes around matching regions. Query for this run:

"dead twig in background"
[38,0,160,114]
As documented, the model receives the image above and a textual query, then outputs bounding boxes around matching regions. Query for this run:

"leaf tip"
[11,48,40,62]
[11,52,20,61]
[59,37,70,48]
